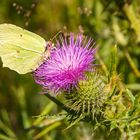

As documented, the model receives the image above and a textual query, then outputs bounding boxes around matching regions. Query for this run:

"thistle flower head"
[33,33,96,94]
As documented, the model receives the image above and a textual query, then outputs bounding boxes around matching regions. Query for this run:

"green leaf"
[110,121,118,132]
[0,134,16,140]
[126,89,135,106]
[65,115,84,130]
[109,45,118,77]
[33,102,55,126]
[124,4,140,42]
[0,120,16,138]
[33,122,61,140]
[126,84,140,91]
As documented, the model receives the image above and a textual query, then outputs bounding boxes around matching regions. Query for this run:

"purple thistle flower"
[33,33,96,94]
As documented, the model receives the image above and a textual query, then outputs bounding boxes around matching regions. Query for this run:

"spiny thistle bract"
[64,71,110,123]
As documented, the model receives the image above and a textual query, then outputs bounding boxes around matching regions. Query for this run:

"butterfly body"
[44,41,54,59]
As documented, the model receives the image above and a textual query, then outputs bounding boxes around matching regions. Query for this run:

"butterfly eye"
[46,41,55,51]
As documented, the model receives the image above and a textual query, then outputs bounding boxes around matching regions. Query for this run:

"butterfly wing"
[0,24,46,74]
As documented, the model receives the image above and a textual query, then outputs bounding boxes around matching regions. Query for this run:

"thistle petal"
[33,34,96,94]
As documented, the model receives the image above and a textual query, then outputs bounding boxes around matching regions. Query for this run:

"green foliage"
[0,0,140,139]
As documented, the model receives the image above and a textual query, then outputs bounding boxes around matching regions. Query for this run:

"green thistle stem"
[44,94,75,114]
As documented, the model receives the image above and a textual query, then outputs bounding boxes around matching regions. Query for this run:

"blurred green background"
[0,0,140,139]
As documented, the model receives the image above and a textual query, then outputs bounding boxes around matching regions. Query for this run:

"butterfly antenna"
[50,30,62,41]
